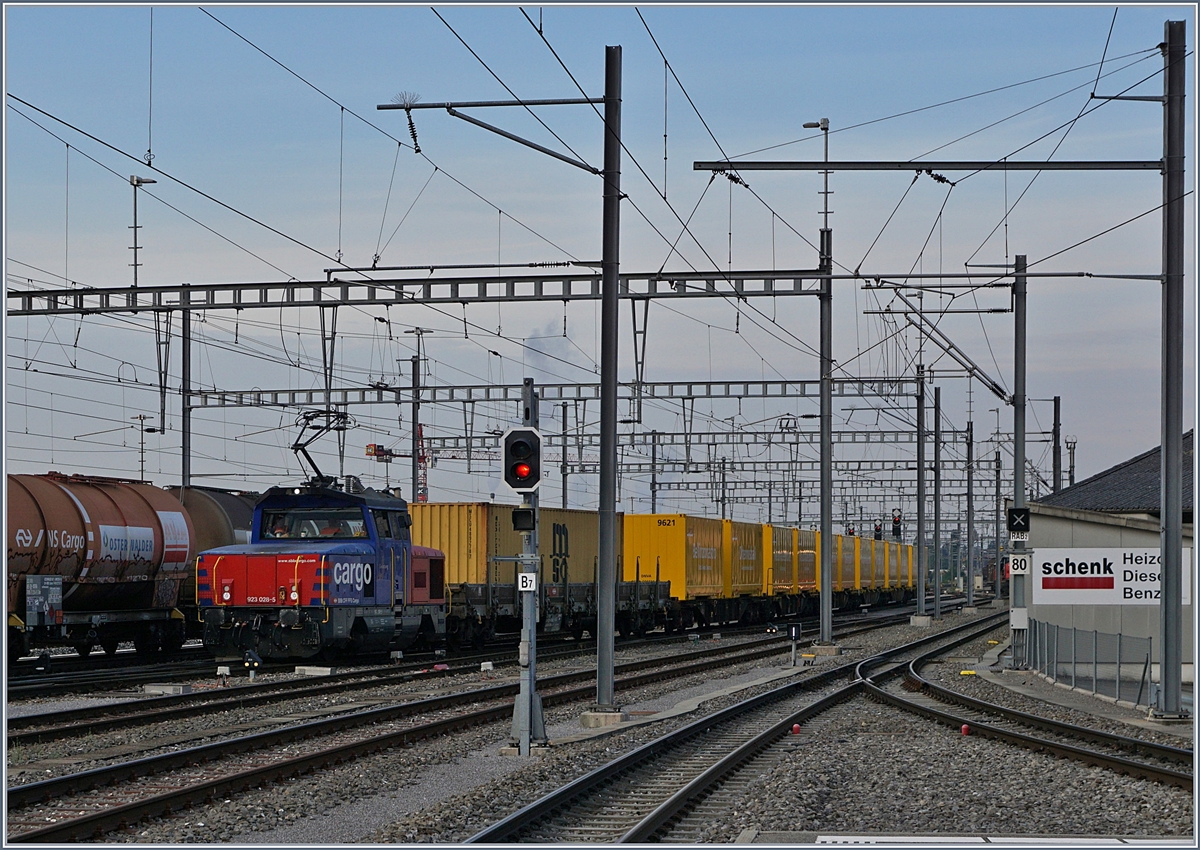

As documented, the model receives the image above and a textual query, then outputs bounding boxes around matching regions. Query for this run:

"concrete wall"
[1027,503,1194,665]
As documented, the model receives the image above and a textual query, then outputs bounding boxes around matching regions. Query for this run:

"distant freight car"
[623,515,915,628]
[410,503,670,646]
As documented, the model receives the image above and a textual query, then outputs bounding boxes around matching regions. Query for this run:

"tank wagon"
[410,503,670,646]
[623,514,914,628]
[196,482,446,660]
[6,473,255,663]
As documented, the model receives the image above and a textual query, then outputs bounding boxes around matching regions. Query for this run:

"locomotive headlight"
[222,590,231,601]
[290,586,299,602]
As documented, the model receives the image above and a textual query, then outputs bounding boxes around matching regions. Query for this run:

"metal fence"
[1027,619,1154,708]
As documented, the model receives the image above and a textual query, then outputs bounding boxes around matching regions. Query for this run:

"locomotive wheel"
[133,632,158,656]
[73,642,94,658]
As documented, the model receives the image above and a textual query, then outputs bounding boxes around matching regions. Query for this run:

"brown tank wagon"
[7,473,255,662]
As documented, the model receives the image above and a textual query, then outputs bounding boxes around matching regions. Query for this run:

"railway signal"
[892,509,902,539]
[503,428,542,492]
[874,523,883,540]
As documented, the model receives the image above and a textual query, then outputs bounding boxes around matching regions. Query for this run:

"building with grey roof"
[1024,432,1193,710]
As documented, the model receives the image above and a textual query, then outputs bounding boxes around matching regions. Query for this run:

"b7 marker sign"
[1031,548,1192,606]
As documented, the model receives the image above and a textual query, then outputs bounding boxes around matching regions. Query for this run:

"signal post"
[505,378,546,755]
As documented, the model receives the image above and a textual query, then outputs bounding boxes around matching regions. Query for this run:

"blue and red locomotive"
[196,482,446,660]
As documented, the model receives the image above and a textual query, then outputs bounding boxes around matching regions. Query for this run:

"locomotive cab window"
[372,510,393,539]
[261,507,367,539]
[389,511,411,541]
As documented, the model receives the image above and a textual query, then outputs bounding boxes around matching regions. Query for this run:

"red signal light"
[513,462,532,480]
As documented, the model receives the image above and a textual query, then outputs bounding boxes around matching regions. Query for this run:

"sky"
[3,3,1196,526]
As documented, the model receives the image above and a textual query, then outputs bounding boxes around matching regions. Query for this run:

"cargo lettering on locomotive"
[332,561,373,593]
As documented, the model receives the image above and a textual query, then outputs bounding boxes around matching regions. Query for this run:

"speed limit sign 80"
[1009,552,1032,576]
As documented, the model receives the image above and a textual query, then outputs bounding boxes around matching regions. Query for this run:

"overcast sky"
[4,3,1196,523]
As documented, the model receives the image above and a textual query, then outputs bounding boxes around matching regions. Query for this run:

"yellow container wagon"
[410,503,633,643]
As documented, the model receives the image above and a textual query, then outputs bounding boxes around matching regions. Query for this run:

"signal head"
[502,428,542,492]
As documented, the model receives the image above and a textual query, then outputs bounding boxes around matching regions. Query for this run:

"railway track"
[464,612,1189,844]
[868,644,1193,787]
[7,626,814,747]
[8,605,925,745]
[5,597,968,702]
[5,613,912,843]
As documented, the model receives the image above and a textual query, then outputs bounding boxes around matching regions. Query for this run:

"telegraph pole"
[809,117,836,648]
[1011,254,1028,665]
[933,384,942,619]
[995,448,1002,599]
[1052,396,1062,493]
[595,45,622,714]
[966,420,975,608]
[1158,19,1186,718]
[561,401,569,509]
[914,365,927,621]
[650,430,658,513]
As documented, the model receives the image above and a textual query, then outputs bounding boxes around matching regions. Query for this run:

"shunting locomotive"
[196,481,446,660]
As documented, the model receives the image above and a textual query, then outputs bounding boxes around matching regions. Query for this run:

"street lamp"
[801,118,830,229]
[130,175,157,291]
[404,328,433,503]
[800,117,835,645]
[131,414,158,480]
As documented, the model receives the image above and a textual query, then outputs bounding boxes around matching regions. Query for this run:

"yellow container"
[862,539,880,589]
[725,520,762,597]
[768,525,798,595]
[797,528,817,592]
[623,514,722,599]
[410,503,616,590]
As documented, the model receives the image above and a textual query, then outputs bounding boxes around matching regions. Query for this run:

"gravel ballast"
[37,608,1191,843]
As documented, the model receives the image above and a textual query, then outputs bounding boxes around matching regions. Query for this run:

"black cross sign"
[1007,507,1030,532]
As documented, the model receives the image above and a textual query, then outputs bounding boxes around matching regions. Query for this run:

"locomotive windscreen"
[261,507,367,539]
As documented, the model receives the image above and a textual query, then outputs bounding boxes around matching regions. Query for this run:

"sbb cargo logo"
[1032,548,1192,606]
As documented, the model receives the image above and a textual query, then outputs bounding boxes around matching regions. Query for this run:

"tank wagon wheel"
[72,641,94,658]
[100,638,120,656]
[133,631,159,656]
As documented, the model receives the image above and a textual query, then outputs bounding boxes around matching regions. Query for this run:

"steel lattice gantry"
[187,378,918,409]
[5,268,825,316]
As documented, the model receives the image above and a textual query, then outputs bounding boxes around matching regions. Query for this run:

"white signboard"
[1031,548,1192,606]
[1009,552,1031,576]
[1009,531,1029,543]
[517,572,538,593]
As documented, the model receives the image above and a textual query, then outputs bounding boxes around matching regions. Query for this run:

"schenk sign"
[1031,548,1193,606]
